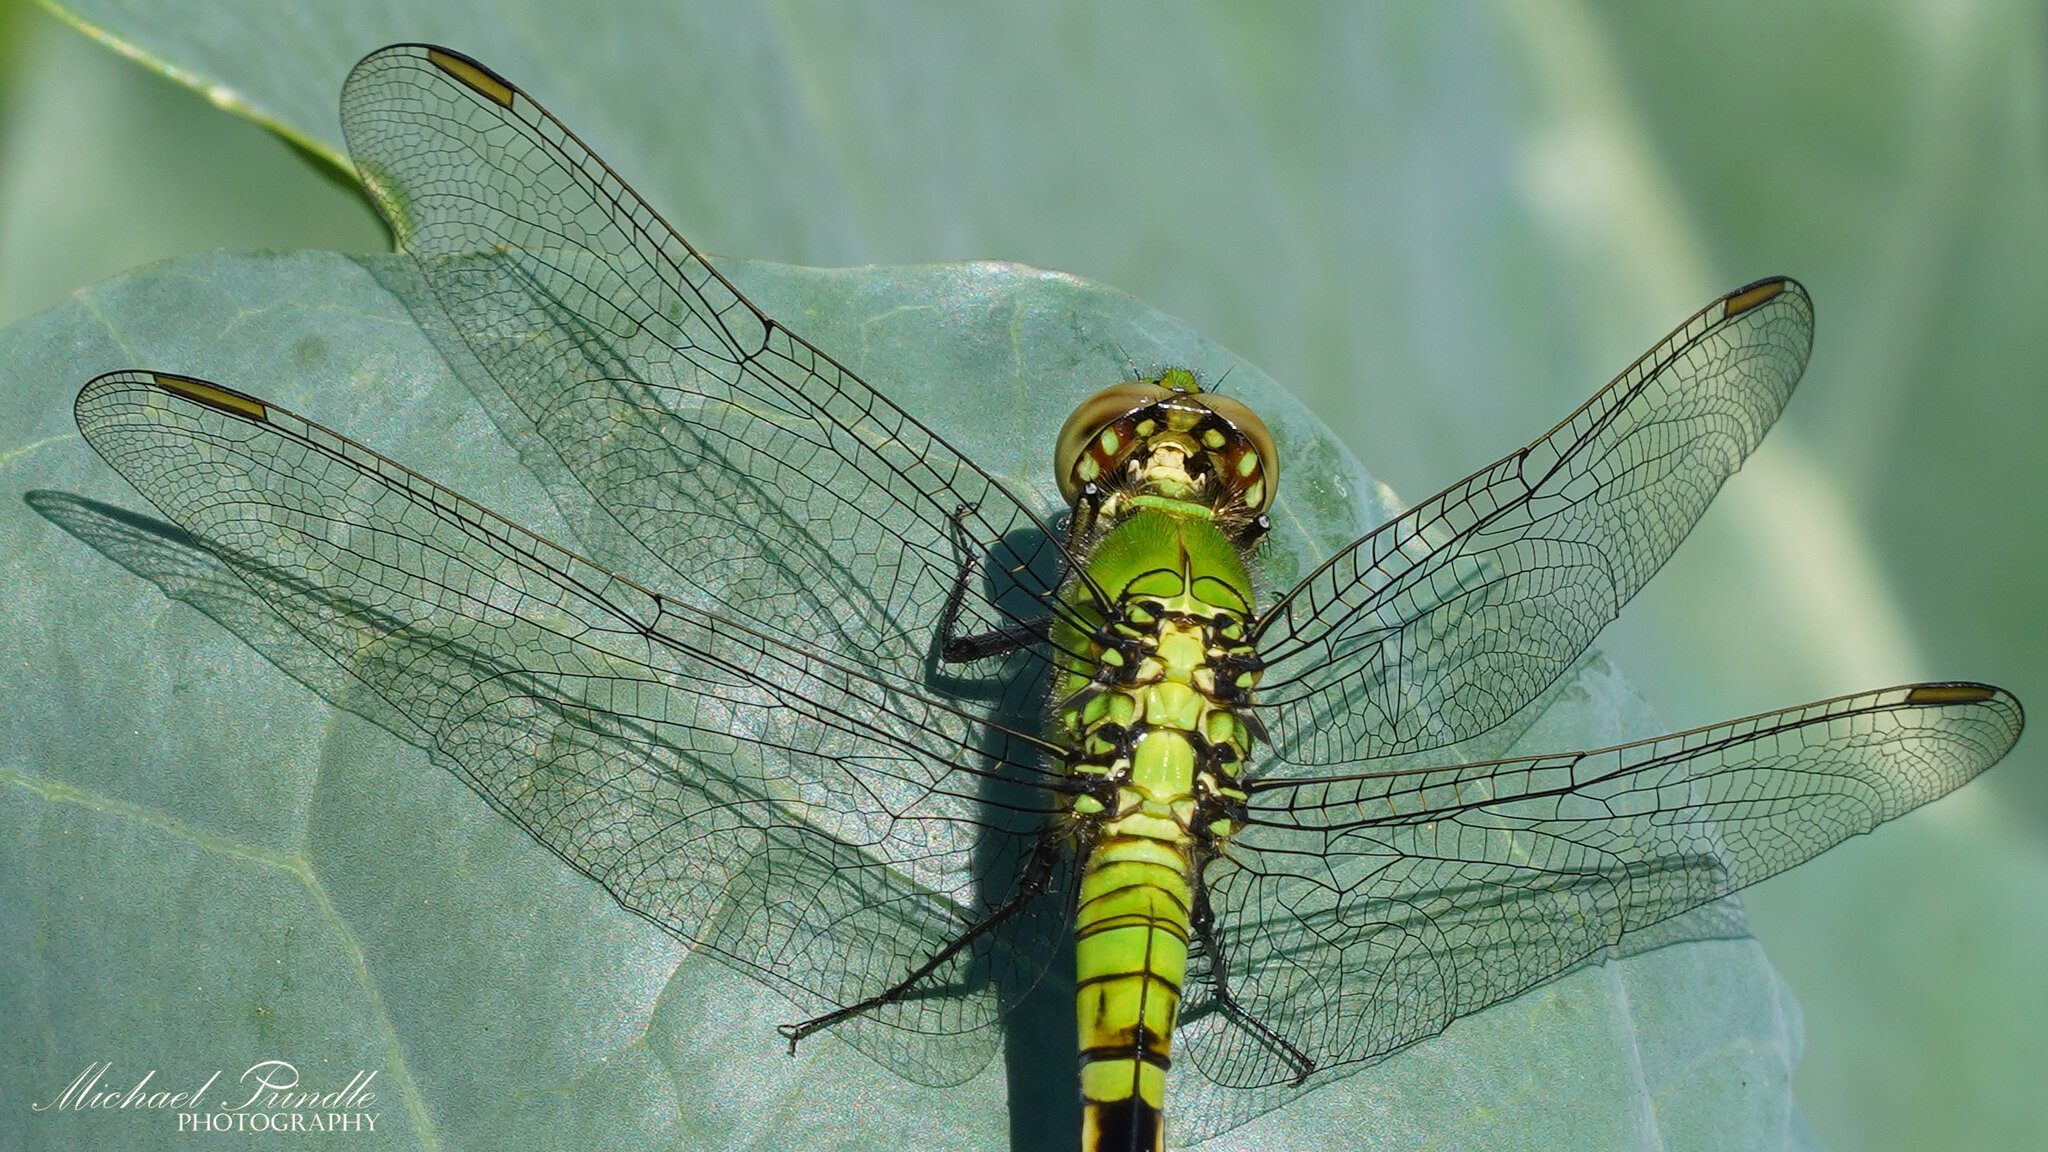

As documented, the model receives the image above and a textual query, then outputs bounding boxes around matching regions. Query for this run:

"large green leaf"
[3,250,1808,1150]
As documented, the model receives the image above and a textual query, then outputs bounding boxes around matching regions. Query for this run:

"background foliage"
[1,2,2040,1149]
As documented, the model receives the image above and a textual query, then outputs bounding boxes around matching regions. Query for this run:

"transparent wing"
[74,370,1076,1085]
[1255,280,1816,771]
[339,44,1072,704]
[1177,683,2021,1116]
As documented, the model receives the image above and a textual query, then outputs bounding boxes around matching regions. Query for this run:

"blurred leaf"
[1,249,1810,1150]
[0,6,380,325]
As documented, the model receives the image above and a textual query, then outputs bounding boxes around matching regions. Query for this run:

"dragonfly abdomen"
[1076,828,1192,1152]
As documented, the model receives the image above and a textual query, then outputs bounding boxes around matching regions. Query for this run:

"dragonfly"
[72,44,2022,1152]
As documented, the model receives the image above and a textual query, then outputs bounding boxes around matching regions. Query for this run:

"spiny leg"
[1192,881,1316,1084]
[938,503,1049,663]
[779,836,1063,1052]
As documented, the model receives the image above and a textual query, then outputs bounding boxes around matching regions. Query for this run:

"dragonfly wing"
[1255,280,1815,771]
[1183,684,2020,1098]
[74,370,1075,1086]
[340,44,1066,694]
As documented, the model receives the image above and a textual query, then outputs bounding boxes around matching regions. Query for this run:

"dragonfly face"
[1054,366,1278,542]
[68,42,2023,1152]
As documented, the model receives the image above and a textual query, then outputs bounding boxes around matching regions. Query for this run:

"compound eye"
[1054,381,1172,504]
[1196,393,1279,514]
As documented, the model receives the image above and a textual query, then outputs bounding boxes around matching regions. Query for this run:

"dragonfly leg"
[1192,881,1316,1084]
[937,503,1050,663]
[778,836,1062,1053]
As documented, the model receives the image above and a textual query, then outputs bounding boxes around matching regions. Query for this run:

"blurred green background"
[0,1,2040,1149]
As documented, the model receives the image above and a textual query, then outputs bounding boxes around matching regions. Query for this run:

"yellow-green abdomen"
[1075,784,1197,1152]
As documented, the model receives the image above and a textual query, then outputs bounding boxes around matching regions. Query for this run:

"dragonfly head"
[1055,368,1278,524]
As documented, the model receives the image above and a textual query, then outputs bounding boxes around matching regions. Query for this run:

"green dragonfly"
[73,45,2023,1152]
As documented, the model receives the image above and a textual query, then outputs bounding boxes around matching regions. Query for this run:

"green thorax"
[1052,507,1258,828]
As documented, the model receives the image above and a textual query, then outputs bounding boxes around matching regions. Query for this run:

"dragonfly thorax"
[1061,609,1257,821]
[1053,509,1260,847]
